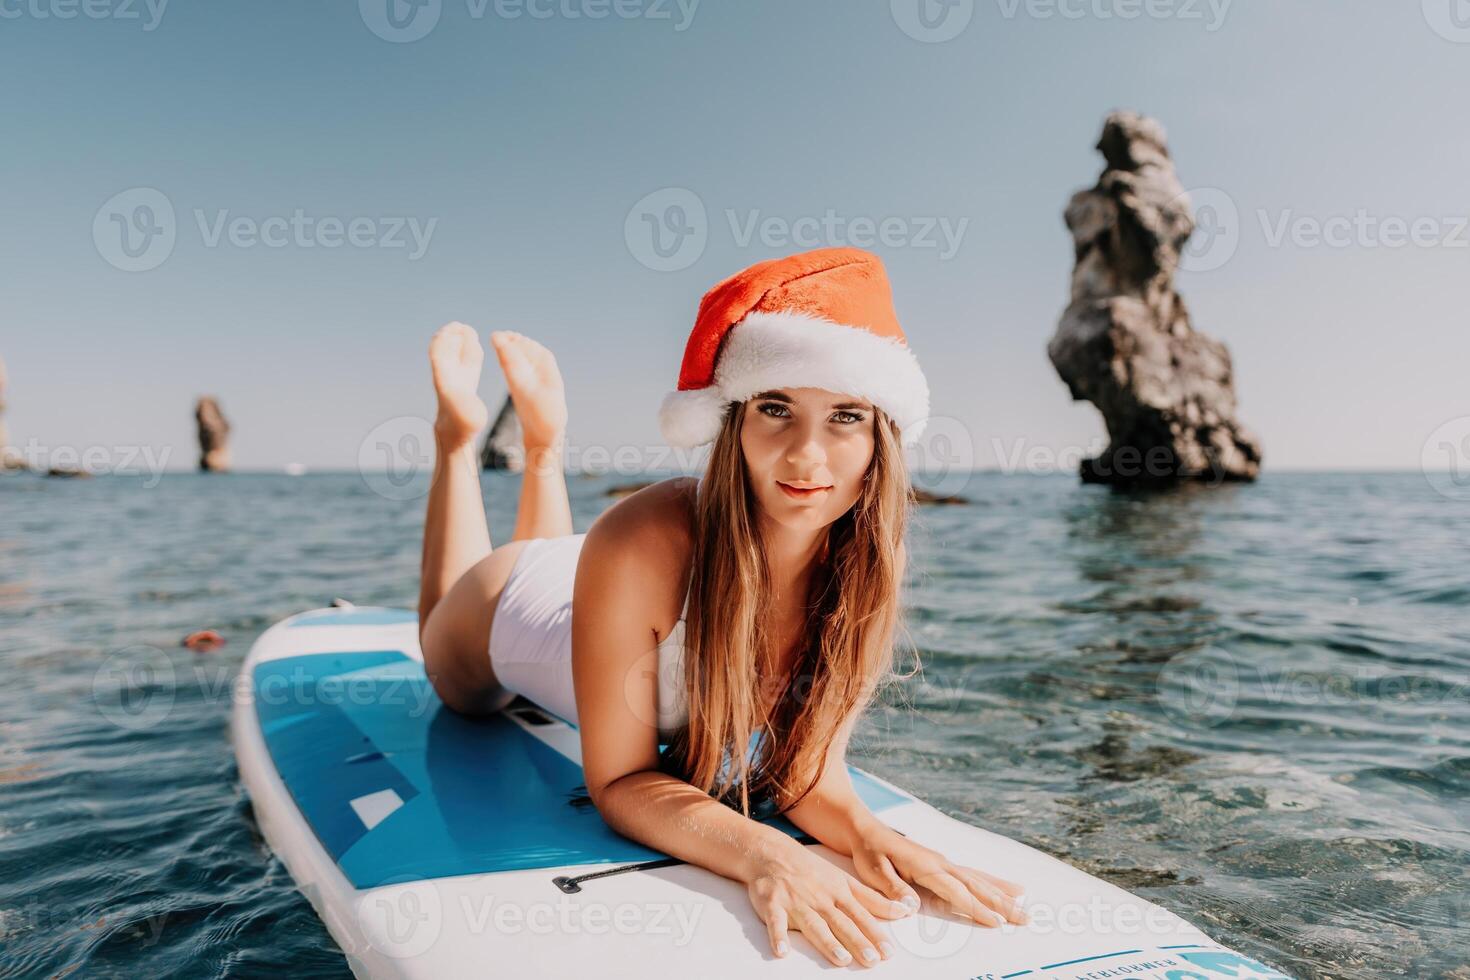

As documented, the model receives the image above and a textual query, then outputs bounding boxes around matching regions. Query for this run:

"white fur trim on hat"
[659,311,930,449]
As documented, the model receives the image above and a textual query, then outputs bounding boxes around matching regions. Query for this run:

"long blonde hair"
[665,398,916,817]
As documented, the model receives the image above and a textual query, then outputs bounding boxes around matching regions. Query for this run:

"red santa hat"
[657,247,930,448]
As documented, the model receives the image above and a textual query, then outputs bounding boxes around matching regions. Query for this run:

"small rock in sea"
[46,467,91,479]
[182,629,226,652]
[0,353,19,472]
[606,480,658,498]
[196,396,232,472]
[913,488,968,505]
[1047,110,1262,488]
[481,395,525,472]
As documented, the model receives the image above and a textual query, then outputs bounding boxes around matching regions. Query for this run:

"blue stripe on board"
[1000,971,1033,978]
[1179,951,1291,978]
[253,651,421,862]
[253,649,912,888]
[286,608,418,627]
[1040,950,1143,970]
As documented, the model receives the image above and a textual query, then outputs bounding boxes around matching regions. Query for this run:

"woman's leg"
[417,323,571,713]
[489,330,573,543]
[418,322,494,633]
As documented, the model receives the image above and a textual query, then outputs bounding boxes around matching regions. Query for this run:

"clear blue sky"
[3,0,1466,472]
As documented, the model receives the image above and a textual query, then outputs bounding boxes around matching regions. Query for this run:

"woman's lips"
[778,481,831,499]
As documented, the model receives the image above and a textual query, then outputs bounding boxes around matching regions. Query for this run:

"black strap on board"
[552,832,821,894]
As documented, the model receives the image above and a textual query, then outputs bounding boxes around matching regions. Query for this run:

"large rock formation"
[195,396,231,472]
[480,395,524,472]
[1048,111,1261,487]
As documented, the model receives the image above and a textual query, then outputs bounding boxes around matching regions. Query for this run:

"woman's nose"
[783,422,827,466]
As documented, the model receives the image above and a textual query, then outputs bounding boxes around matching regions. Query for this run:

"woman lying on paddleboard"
[415,247,1028,968]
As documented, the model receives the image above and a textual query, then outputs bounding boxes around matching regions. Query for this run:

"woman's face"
[740,387,876,533]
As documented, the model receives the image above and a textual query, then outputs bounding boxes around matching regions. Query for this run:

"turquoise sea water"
[0,471,1465,978]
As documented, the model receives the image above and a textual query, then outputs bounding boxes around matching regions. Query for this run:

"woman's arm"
[785,538,909,858]
[785,540,1028,928]
[782,712,891,858]
[784,714,1029,929]
[571,485,906,967]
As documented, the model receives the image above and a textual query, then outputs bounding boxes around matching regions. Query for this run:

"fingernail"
[890,900,910,916]
[835,948,852,964]
[775,940,789,957]
[901,895,920,912]
[861,947,878,963]
[879,941,895,958]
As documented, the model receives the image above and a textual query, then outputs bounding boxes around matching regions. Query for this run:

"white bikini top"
[652,579,691,738]
[653,473,701,737]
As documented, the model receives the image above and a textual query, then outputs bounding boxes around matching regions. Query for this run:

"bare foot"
[429,322,490,446]
[489,330,567,450]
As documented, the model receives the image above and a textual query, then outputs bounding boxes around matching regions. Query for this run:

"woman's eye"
[757,403,865,424]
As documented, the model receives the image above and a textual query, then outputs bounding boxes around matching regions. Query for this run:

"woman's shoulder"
[592,475,696,543]
[580,476,697,626]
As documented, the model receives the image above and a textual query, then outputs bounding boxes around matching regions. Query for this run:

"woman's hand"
[850,826,1029,928]
[746,838,914,967]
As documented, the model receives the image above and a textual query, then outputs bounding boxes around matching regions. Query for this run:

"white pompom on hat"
[658,247,930,448]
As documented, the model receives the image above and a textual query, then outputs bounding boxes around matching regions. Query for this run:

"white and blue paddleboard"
[232,605,1294,979]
